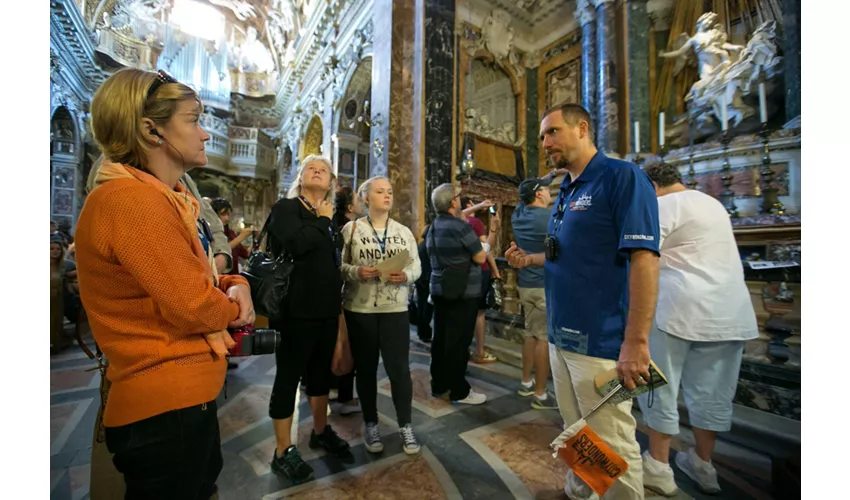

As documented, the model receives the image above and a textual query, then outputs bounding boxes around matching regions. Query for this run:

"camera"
[544,235,559,261]
[227,325,280,357]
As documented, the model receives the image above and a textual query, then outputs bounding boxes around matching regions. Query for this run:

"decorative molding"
[574,0,596,27]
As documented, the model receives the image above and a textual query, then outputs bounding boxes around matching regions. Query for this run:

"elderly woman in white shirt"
[340,176,421,456]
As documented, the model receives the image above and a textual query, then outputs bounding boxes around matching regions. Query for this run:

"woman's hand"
[358,266,380,280]
[226,284,255,328]
[387,271,407,285]
[317,200,334,219]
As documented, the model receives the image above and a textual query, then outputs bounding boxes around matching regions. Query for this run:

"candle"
[659,113,665,147]
[634,121,640,153]
[759,83,768,123]
[720,95,728,132]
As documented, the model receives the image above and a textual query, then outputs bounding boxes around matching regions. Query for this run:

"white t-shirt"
[655,190,758,342]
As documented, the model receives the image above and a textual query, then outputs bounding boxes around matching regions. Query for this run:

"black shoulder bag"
[428,219,470,300]
[240,211,294,321]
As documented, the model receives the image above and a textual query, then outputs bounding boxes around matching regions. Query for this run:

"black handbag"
[240,212,294,321]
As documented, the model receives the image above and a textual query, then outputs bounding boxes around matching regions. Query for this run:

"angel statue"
[208,0,257,21]
[659,13,783,140]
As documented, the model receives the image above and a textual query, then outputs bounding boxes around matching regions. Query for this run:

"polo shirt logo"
[624,234,655,241]
[570,194,593,211]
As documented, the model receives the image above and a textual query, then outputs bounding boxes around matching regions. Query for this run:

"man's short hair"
[432,183,457,214]
[542,103,594,140]
[643,163,683,188]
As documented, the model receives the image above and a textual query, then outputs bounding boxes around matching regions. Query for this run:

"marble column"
[575,0,597,136]
[627,0,650,154]
[525,66,539,177]
[422,0,454,222]
[371,0,421,230]
[594,0,618,155]
[783,0,801,120]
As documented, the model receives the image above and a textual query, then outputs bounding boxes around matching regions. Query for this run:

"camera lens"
[251,329,280,355]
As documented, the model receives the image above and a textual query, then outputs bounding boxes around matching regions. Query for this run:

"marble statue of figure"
[208,0,257,21]
[465,108,479,134]
[500,123,516,144]
[478,114,493,137]
[102,12,112,29]
[234,27,275,74]
[659,13,783,140]
[480,10,514,61]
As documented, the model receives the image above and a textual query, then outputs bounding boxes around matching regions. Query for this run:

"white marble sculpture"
[660,14,783,143]
[232,26,276,74]
[208,0,257,21]
[466,9,521,74]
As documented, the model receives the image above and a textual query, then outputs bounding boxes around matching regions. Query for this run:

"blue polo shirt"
[544,152,660,360]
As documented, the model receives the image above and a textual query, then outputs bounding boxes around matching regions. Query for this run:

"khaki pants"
[549,344,644,499]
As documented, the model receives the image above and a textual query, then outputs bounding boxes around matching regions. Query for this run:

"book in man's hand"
[593,360,668,406]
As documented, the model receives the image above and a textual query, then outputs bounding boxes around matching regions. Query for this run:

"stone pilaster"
[594,0,618,154]
[371,0,421,230]
[783,0,801,120]
[576,0,597,137]
[422,0,454,221]
[627,0,650,154]
[525,66,539,177]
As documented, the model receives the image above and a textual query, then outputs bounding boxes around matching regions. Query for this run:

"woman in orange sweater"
[74,68,254,500]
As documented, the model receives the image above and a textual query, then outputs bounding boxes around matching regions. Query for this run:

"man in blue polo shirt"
[507,104,660,499]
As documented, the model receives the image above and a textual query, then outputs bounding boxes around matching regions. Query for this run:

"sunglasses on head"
[147,70,179,99]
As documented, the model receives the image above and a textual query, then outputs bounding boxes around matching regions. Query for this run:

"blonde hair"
[357,175,391,209]
[90,68,201,169]
[286,155,337,205]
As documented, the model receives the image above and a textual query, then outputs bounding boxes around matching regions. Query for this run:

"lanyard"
[300,196,339,264]
[552,183,579,235]
[366,215,389,254]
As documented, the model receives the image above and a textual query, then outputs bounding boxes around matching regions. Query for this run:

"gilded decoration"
[302,115,324,157]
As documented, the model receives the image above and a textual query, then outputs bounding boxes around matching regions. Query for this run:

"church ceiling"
[471,0,576,32]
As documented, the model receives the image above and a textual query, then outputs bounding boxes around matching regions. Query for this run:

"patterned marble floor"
[51,329,778,499]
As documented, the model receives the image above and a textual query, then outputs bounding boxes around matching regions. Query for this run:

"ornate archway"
[334,57,372,190]
[50,106,80,231]
[301,115,324,157]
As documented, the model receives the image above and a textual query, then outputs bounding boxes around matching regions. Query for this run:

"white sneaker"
[453,389,487,405]
[563,470,599,500]
[364,422,384,453]
[517,380,535,397]
[399,424,421,455]
[642,450,679,496]
[675,447,721,494]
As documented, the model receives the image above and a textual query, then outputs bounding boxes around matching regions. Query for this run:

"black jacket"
[268,198,342,319]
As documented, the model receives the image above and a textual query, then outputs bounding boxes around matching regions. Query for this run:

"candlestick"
[759,83,768,124]
[659,113,665,147]
[759,124,784,214]
[634,121,640,154]
[720,131,737,217]
[720,95,728,132]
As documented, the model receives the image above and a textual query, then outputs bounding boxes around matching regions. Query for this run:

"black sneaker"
[271,446,314,484]
[309,425,350,456]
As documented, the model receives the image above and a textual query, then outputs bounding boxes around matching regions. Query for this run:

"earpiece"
[151,129,163,145]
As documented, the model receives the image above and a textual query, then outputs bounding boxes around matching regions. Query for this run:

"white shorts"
[637,323,744,435]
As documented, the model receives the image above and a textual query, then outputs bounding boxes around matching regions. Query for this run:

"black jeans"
[430,296,479,400]
[269,316,339,419]
[345,310,413,426]
[415,282,433,341]
[105,400,221,500]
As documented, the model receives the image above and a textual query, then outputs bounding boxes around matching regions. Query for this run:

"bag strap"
[254,209,274,252]
[345,219,358,265]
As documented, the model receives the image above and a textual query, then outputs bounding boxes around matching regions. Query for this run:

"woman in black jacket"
[266,155,350,484]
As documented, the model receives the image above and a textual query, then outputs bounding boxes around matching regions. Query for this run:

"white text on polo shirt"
[624,234,655,241]
[569,194,592,211]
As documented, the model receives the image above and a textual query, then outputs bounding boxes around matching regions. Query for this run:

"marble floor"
[51,329,779,499]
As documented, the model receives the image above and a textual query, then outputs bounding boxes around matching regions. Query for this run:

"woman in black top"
[416,225,433,342]
[266,155,350,484]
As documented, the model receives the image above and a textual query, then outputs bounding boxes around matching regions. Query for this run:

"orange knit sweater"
[75,178,247,427]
